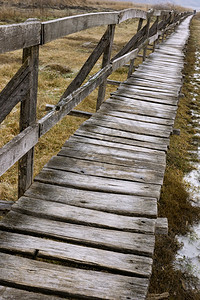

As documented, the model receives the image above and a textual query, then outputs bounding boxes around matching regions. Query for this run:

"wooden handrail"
[0,8,193,197]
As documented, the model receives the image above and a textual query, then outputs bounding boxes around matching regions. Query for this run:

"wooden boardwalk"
[0,16,192,299]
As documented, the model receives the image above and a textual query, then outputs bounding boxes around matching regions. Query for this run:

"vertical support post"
[127,18,143,78]
[96,24,115,111]
[18,44,39,198]
[153,16,159,52]
[142,15,151,61]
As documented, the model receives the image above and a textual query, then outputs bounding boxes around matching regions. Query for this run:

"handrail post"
[96,24,115,111]
[18,22,39,197]
[142,14,151,61]
[153,16,159,52]
[127,17,143,78]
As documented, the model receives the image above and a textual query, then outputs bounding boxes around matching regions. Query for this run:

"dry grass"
[0,3,142,200]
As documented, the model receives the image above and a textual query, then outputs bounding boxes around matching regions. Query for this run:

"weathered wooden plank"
[0,286,64,300]
[39,65,112,136]
[0,253,149,299]
[67,135,166,156]
[118,9,147,23]
[0,21,41,54]
[123,77,182,91]
[111,91,178,106]
[97,108,174,126]
[1,211,155,256]
[0,201,14,215]
[155,218,168,235]
[12,197,156,234]
[61,139,166,165]
[0,231,153,277]
[76,123,170,147]
[74,129,168,151]
[124,77,182,90]
[130,72,182,85]
[0,59,30,123]
[84,114,172,138]
[114,86,179,100]
[108,97,177,118]
[25,182,158,218]
[42,12,119,44]
[0,125,39,176]
[57,147,166,176]
[35,168,161,199]
[45,155,164,185]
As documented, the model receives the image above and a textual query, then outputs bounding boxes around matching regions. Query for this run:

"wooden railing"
[0,8,192,197]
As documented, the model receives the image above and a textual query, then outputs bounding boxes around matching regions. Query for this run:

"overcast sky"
[130,0,200,9]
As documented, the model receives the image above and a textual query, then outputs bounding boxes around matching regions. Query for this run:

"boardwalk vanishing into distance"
[0,9,193,300]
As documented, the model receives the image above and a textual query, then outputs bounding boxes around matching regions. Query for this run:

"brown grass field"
[0,1,200,298]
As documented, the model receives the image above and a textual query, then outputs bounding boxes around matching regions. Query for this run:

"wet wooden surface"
[0,17,191,299]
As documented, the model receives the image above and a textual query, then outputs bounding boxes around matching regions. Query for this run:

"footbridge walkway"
[0,9,193,299]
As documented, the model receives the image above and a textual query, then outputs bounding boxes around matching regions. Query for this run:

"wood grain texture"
[1,211,155,256]
[0,59,30,123]
[74,129,168,151]
[35,168,161,199]
[60,141,166,166]
[0,253,149,299]
[0,125,39,176]
[76,124,170,148]
[0,231,153,277]
[45,155,164,185]
[0,286,64,300]
[12,196,156,234]
[0,21,41,54]
[24,182,158,218]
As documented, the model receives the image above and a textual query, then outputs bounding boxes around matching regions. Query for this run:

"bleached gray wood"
[84,114,172,138]
[62,139,166,165]
[1,211,155,256]
[18,45,39,197]
[0,231,153,277]
[0,21,41,54]
[57,147,166,175]
[45,155,164,185]
[74,129,168,151]
[0,125,39,176]
[108,97,177,119]
[25,182,158,218]
[97,108,174,126]
[0,253,149,299]
[35,168,161,199]
[0,59,30,123]
[67,135,166,156]
[12,197,156,234]
[112,48,138,71]
[0,286,63,300]
[155,218,168,235]
[76,123,170,147]
[0,201,14,215]
[118,9,147,23]
[97,24,115,110]
[42,12,119,44]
